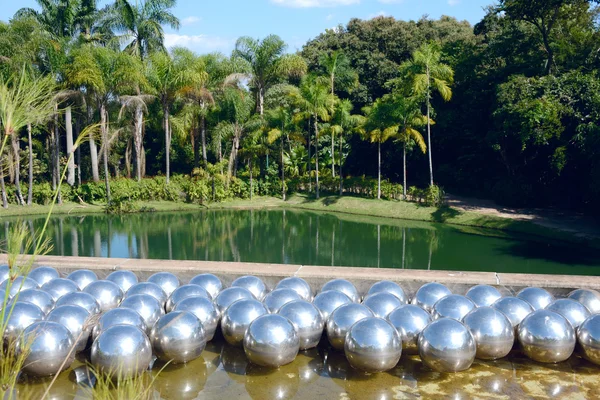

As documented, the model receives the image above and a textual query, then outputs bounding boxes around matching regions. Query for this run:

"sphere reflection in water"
[412,282,452,312]
[516,287,554,310]
[83,280,124,312]
[214,287,255,316]
[19,321,75,377]
[276,277,313,301]
[262,288,302,313]
[106,270,138,293]
[221,344,249,383]
[418,318,476,373]
[56,291,101,316]
[432,294,475,321]
[465,285,502,307]
[518,309,575,363]
[1,276,39,296]
[326,303,374,351]
[546,298,591,329]
[13,288,55,315]
[278,300,324,350]
[2,301,45,342]
[189,273,222,299]
[150,311,206,364]
[245,362,300,400]
[91,325,152,379]
[166,284,211,312]
[28,266,59,286]
[232,275,269,301]
[92,307,147,339]
[244,314,299,368]
[577,314,600,365]
[147,272,180,297]
[491,296,534,330]
[367,280,408,304]
[568,288,600,314]
[152,356,208,400]
[222,299,268,346]
[462,307,514,360]
[344,317,402,372]
[120,294,165,330]
[387,304,432,355]
[312,290,352,322]
[47,304,91,353]
[66,269,98,290]
[174,296,220,340]
[363,292,405,319]
[126,282,168,307]
[321,279,360,303]
[42,278,79,301]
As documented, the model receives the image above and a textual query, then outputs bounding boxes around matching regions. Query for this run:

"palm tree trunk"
[134,105,143,182]
[426,73,434,187]
[75,118,81,186]
[53,108,62,205]
[281,138,285,201]
[0,157,7,208]
[258,86,265,116]
[377,140,381,200]
[125,139,132,179]
[201,115,208,167]
[307,118,312,194]
[164,105,171,184]
[339,133,343,196]
[249,158,253,200]
[101,104,111,203]
[403,142,407,199]
[27,123,33,205]
[11,132,24,205]
[314,116,320,199]
[65,106,75,187]
[193,124,200,169]
[227,125,240,183]
[90,137,100,182]
[331,133,335,178]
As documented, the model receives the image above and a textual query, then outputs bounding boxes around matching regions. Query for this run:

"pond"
[2,209,599,275]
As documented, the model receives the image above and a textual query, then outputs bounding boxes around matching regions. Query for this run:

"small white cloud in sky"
[326,14,335,20]
[181,16,201,26]
[377,0,403,4]
[448,0,460,5]
[164,33,235,54]
[271,0,359,7]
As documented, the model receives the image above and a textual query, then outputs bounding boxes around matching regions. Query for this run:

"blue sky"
[1,0,493,54]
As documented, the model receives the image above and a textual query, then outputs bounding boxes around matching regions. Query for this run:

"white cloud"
[377,0,403,3]
[181,16,201,26]
[326,14,334,20]
[448,0,460,5]
[368,10,389,19]
[270,0,359,8]
[164,33,236,54]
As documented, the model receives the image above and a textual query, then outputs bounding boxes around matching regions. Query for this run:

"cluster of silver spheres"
[4,263,600,380]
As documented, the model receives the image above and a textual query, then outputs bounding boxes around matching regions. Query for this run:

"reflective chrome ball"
[432,294,475,321]
[263,288,302,313]
[19,321,74,377]
[232,275,269,301]
[0,264,8,284]
[126,282,168,307]
[367,280,408,304]
[492,296,534,330]
[517,287,555,310]
[463,306,514,360]
[577,314,600,365]
[321,279,360,303]
[166,284,210,312]
[41,278,79,301]
[546,298,591,329]
[147,272,180,297]
[518,309,575,363]
[326,303,374,351]
[120,294,164,330]
[92,307,147,339]
[56,291,101,316]
[29,266,60,286]
[1,301,45,342]
[222,299,268,347]
[91,325,152,379]
[174,296,220,341]
[568,289,600,314]
[47,305,91,353]
[214,287,255,316]
[276,277,313,301]
[278,300,324,350]
[67,269,98,290]
[363,292,404,319]
[150,311,207,364]
[1,276,39,296]
[312,290,352,322]
[412,282,452,312]
[13,288,55,315]
[244,314,299,368]
[344,317,401,373]
[418,318,476,373]
[83,280,124,312]
[465,285,502,307]
[189,273,222,299]
[386,304,432,355]
[106,270,138,293]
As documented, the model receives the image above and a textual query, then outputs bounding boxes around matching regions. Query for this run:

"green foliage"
[408,185,446,207]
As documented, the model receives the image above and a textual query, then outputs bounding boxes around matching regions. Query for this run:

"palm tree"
[118,94,154,181]
[266,106,295,200]
[400,43,453,186]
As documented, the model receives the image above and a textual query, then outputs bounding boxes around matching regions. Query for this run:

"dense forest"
[1,0,600,213]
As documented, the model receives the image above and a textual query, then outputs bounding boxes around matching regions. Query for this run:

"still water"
[2,209,599,275]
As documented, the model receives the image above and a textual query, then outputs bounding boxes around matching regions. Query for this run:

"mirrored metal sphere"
[465,285,502,307]
[367,280,408,304]
[463,306,514,360]
[1,301,45,342]
[91,325,152,379]
[386,304,432,355]
[66,269,98,290]
[232,275,268,301]
[47,304,91,353]
[546,298,591,329]
[150,311,207,364]
[418,318,476,373]
[278,300,324,350]
[0,264,9,284]
[412,282,452,312]
[222,299,268,347]
[83,280,124,312]
[0,288,10,302]
[189,273,222,300]
[244,314,299,368]
[577,314,600,366]
[120,294,164,330]
[41,278,79,301]
[13,288,55,315]
[174,296,220,341]
[56,291,101,316]
[568,289,600,314]
[432,294,476,321]
[312,290,353,322]
[321,279,360,303]
[1,276,39,296]
[517,287,555,311]
[19,321,75,377]
[363,292,404,319]
[92,307,147,340]
[147,272,180,297]
[106,270,138,293]
[518,309,576,363]
[263,288,302,314]
[344,317,401,373]
[214,287,255,317]
[492,296,534,330]
[166,284,210,312]
[276,277,313,301]
[326,303,374,351]
[29,266,60,286]
[126,282,168,307]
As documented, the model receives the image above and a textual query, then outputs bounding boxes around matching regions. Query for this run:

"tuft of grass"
[82,361,167,400]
